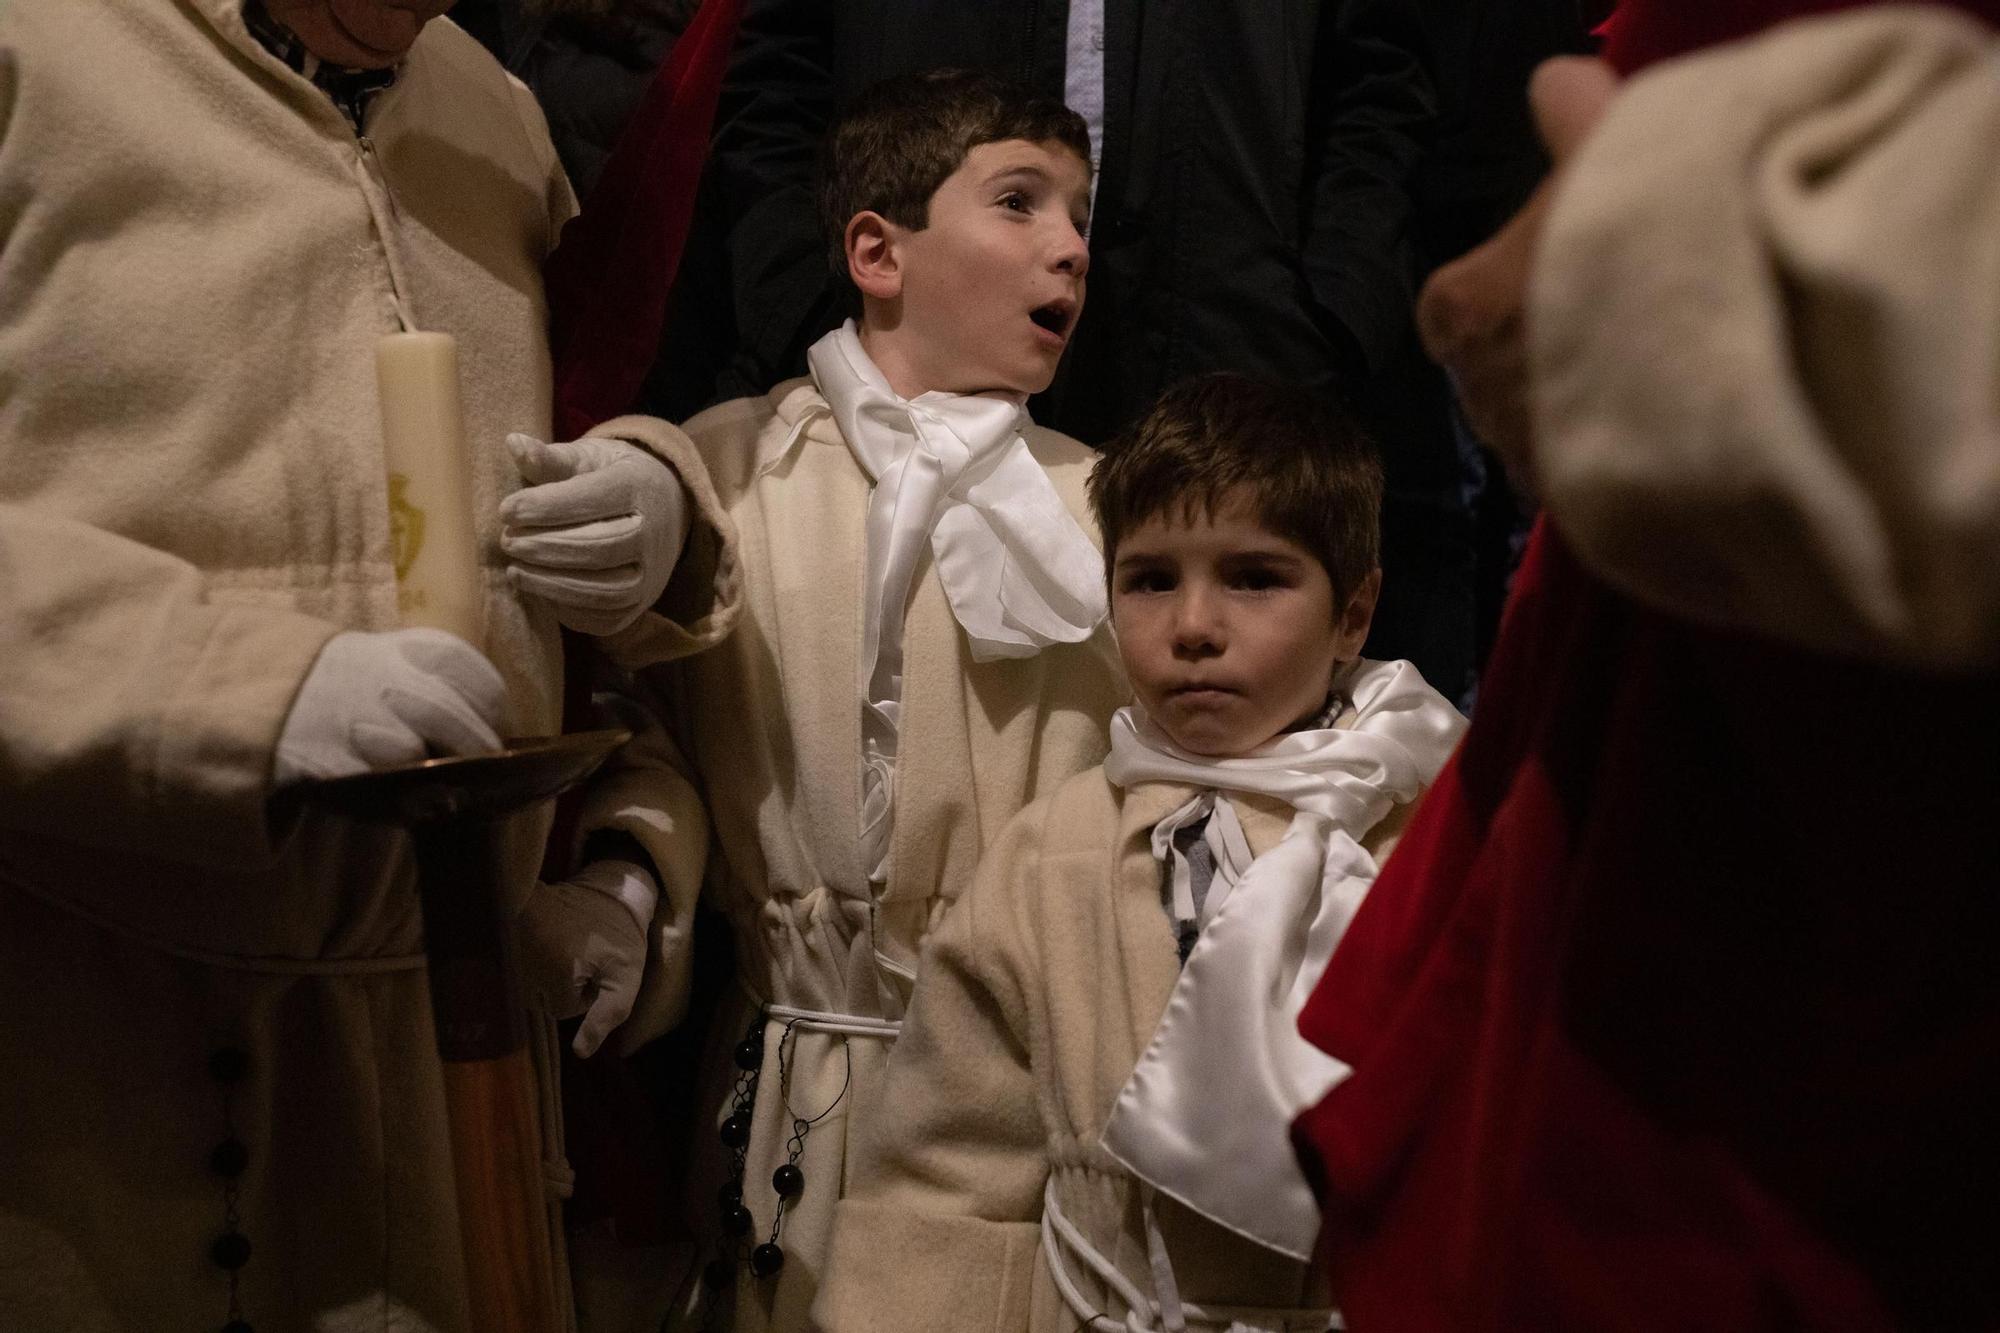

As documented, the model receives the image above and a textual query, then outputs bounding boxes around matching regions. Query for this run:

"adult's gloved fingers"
[387,631,508,724]
[499,514,645,569]
[508,571,637,634]
[509,562,644,610]
[275,630,498,786]
[572,977,637,1058]
[278,735,376,782]
[350,718,428,772]
[508,566,646,633]
[501,464,634,529]
[383,680,506,757]
[505,432,584,487]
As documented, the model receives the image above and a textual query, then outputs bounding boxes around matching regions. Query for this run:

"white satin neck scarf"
[1100,658,1466,1262]
[798,323,1107,881]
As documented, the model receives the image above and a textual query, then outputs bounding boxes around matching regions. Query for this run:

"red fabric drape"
[544,0,745,441]
[1596,0,1877,71]
[1292,7,2000,1329]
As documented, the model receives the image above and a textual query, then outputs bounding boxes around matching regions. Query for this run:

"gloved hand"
[273,628,506,785]
[500,433,690,636]
[518,858,657,1057]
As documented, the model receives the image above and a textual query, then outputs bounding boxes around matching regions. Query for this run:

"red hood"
[1599,0,2000,72]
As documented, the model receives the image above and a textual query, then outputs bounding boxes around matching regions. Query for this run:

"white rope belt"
[1040,1180,1342,1333]
[764,1003,904,1040]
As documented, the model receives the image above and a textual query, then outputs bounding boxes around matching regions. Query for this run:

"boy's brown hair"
[1089,373,1385,604]
[817,68,1092,277]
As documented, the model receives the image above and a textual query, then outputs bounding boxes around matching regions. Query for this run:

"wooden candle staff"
[311,332,626,1333]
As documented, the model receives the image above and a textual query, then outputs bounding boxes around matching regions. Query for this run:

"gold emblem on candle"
[377,331,482,646]
[388,472,428,581]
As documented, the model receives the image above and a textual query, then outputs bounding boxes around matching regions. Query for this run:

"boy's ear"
[1333,567,1383,660]
[844,210,904,301]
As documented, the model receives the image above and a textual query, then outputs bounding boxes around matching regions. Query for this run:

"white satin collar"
[1100,658,1466,1261]
[800,323,1107,884]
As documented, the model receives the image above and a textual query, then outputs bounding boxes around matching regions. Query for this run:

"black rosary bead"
[771,1164,804,1199]
[749,1243,785,1278]
[208,1047,251,1330]
[717,1180,742,1210]
[209,1138,249,1180]
[207,1048,250,1086]
[718,1113,751,1148]
[210,1231,252,1271]
[733,1037,764,1071]
[723,1204,754,1236]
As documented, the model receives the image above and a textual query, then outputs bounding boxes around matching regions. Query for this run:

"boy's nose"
[1051,218,1090,278]
[1170,588,1224,656]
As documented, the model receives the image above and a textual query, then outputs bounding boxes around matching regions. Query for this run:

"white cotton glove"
[500,433,690,637]
[518,858,657,1057]
[273,628,506,785]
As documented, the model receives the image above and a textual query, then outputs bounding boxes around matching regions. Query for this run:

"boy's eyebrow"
[985,164,1055,189]
[1219,547,1308,563]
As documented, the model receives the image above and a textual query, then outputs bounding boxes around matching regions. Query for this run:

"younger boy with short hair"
[814,373,1468,1332]
[638,68,1126,1331]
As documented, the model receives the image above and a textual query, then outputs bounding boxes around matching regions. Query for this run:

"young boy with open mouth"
[608,67,1127,1332]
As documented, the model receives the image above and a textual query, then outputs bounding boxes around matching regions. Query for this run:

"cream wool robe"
[812,734,1421,1333]
[0,3,737,1330]
[652,379,1127,1332]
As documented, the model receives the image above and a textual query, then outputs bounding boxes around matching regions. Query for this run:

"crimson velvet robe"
[1291,5,2000,1330]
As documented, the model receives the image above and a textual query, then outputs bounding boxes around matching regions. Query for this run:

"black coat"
[654,0,1435,438]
